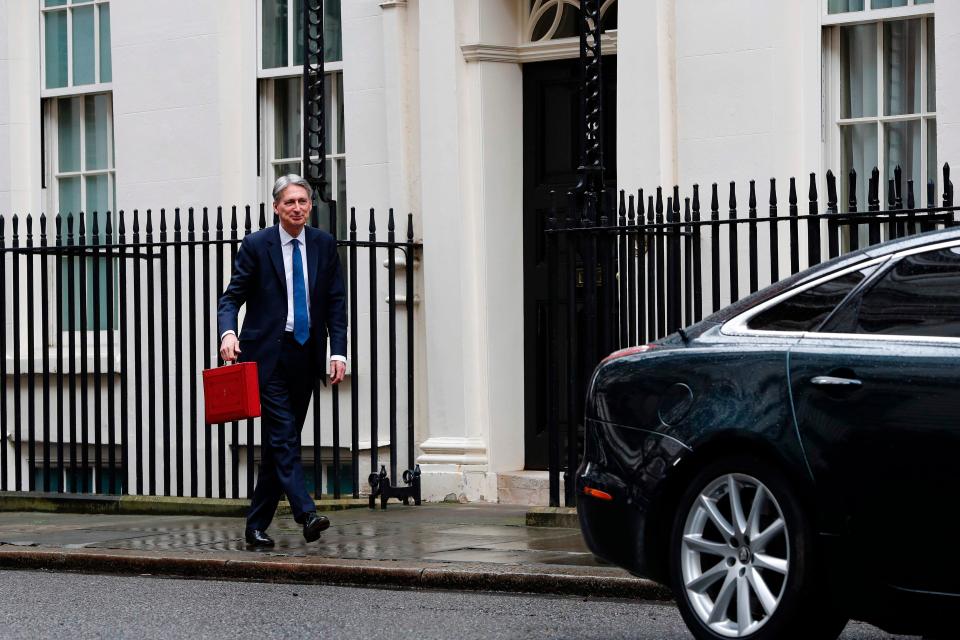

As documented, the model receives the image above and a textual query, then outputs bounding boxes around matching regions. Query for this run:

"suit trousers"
[246,333,317,531]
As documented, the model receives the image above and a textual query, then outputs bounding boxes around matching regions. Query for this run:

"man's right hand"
[220,333,241,363]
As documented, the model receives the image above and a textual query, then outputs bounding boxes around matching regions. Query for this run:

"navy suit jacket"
[217,225,347,388]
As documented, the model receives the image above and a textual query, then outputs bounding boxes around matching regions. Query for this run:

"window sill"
[4,350,121,373]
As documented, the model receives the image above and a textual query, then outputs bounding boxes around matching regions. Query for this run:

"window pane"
[293,0,342,64]
[84,94,110,170]
[841,25,878,118]
[325,0,342,63]
[928,120,938,200]
[530,5,559,41]
[99,4,112,83]
[85,174,109,217]
[65,468,93,493]
[325,464,353,495]
[885,120,921,202]
[45,0,68,5]
[323,76,333,155]
[44,11,69,89]
[601,4,617,32]
[884,20,921,116]
[58,176,81,216]
[927,18,935,112]
[98,467,124,494]
[314,158,347,237]
[841,123,878,209]
[274,78,301,160]
[336,157,346,209]
[58,97,82,173]
[871,0,907,8]
[828,0,864,13]
[335,73,345,154]
[855,248,960,338]
[293,0,303,66]
[274,161,300,180]
[72,4,96,86]
[748,270,868,332]
[34,467,62,492]
[262,0,288,69]
[915,0,934,4]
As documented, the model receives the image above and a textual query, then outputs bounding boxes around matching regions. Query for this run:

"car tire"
[667,455,847,640]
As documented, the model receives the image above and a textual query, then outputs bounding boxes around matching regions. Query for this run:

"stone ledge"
[0,492,121,514]
[0,492,368,517]
[525,506,579,529]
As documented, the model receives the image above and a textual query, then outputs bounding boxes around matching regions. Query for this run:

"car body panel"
[790,334,960,594]
[581,329,811,578]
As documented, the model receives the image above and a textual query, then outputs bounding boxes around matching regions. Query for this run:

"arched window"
[526,0,617,43]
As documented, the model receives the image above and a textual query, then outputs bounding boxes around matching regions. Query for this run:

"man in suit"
[218,174,347,548]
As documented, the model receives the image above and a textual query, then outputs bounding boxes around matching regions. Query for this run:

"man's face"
[274,185,311,235]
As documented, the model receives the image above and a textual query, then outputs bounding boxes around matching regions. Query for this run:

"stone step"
[497,470,565,506]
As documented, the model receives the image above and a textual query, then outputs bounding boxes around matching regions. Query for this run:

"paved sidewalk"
[0,503,669,600]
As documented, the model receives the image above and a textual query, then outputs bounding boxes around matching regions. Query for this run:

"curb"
[0,547,672,601]
[0,492,368,517]
[526,506,579,529]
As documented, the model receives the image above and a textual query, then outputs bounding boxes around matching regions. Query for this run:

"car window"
[703,251,872,326]
[747,269,869,332]
[851,247,960,338]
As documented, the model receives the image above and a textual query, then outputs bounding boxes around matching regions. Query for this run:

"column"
[415,0,495,501]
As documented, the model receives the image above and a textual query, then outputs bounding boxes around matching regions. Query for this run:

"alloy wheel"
[680,473,790,638]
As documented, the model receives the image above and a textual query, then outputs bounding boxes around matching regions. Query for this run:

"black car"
[576,228,960,640]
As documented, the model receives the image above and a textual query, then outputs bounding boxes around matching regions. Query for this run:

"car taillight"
[583,486,613,501]
[600,344,656,364]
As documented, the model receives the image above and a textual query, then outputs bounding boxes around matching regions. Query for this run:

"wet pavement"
[0,503,667,599]
[0,504,591,564]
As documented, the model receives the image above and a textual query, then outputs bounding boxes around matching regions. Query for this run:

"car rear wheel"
[668,455,846,640]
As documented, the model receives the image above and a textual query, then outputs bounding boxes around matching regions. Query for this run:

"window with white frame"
[41,0,115,329]
[42,0,116,217]
[824,0,936,210]
[259,0,346,237]
[42,0,112,91]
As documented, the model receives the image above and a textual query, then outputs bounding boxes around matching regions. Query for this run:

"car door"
[789,242,960,594]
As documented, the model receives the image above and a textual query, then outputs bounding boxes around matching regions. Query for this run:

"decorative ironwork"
[574,0,606,215]
[368,464,422,510]
[302,0,327,198]
[526,0,616,43]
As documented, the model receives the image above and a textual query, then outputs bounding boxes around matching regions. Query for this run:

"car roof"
[692,226,960,328]
[863,225,960,258]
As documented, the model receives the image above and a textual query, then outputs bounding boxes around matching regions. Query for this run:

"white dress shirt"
[278,224,311,333]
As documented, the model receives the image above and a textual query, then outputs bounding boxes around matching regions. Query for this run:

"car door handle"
[811,375,862,387]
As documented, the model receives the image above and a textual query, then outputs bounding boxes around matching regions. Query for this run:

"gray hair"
[272,174,314,203]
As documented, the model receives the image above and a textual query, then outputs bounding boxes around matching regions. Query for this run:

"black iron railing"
[545,164,956,507]
[0,205,420,500]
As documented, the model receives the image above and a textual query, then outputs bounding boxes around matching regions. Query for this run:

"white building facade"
[1,0,957,502]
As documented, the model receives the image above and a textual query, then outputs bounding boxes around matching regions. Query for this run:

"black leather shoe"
[244,528,275,548]
[302,513,330,542]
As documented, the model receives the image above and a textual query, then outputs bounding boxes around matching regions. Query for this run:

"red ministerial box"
[202,362,261,424]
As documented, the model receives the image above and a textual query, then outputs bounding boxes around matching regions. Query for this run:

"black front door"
[522,57,616,470]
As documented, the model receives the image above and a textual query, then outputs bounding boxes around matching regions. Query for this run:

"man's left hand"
[330,360,346,385]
